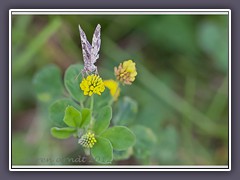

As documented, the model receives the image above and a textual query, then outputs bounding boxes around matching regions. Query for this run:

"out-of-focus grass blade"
[181,77,196,164]
[138,64,227,139]
[12,15,33,46]
[207,77,228,120]
[103,37,227,139]
[58,26,82,62]
[13,18,62,77]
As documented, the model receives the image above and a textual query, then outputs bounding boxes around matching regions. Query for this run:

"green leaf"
[131,125,157,160]
[92,106,112,135]
[80,108,91,128]
[64,64,85,102]
[113,148,133,161]
[49,98,80,127]
[51,127,76,139]
[113,96,138,126]
[91,137,113,164]
[101,126,135,150]
[63,106,82,128]
[33,64,64,103]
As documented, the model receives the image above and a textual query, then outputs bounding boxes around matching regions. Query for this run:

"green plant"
[32,23,160,165]
[47,62,139,164]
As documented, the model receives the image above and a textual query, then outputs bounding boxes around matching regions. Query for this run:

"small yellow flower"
[78,132,97,148]
[80,74,105,96]
[114,60,137,85]
[104,80,120,101]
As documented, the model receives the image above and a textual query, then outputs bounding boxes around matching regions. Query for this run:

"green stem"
[90,95,94,111]
[80,101,84,109]
[108,98,114,106]
[77,128,84,138]
[84,148,90,156]
[88,95,95,130]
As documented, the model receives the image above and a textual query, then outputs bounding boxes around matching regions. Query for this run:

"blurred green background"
[12,14,229,166]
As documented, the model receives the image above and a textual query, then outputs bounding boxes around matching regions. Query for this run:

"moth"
[78,24,101,77]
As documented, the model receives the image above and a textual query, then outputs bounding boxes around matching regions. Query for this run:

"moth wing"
[79,25,92,64]
[91,24,101,63]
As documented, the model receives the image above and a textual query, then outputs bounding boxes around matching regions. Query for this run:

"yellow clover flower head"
[104,80,120,101]
[80,74,105,96]
[78,132,97,148]
[114,60,137,85]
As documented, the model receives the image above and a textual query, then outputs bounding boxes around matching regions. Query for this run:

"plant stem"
[90,95,94,111]
[80,101,84,109]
